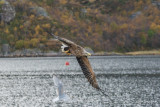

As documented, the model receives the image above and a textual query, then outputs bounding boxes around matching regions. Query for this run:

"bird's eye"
[64,47,69,51]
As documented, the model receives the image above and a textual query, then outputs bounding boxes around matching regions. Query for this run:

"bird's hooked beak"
[84,50,91,56]
[87,52,91,56]
[64,50,71,55]
[85,51,91,56]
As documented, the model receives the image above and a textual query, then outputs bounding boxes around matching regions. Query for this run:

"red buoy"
[65,61,70,66]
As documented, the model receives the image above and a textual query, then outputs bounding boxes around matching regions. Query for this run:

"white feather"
[61,43,68,52]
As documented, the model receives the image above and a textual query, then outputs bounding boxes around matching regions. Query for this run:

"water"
[0,56,160,107]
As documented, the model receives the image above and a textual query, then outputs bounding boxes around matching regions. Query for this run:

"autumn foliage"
[0,0,160,52]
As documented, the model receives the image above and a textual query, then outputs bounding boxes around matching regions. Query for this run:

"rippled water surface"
[0,56,160,107]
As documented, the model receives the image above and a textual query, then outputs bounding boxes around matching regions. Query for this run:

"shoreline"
[0,49,160,58]
[0,53,160,58]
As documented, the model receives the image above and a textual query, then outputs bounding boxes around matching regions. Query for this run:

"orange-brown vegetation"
[0,0,160,52]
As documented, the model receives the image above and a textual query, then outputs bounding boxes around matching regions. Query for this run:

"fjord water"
[0,56,160,107]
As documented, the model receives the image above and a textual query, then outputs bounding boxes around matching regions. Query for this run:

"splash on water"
[52,75,70,102]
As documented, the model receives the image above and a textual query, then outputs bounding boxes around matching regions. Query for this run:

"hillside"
[0,0,160,54]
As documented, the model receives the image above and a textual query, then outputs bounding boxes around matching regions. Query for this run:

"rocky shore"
[0,49,122,58]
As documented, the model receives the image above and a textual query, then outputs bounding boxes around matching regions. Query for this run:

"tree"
[15,40,24,49]
[30,38,39,48]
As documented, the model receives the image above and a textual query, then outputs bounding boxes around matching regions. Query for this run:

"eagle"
[47,32,100,90]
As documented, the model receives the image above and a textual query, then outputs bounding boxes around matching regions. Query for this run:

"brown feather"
[56,36,85,57]
[47,33,99,88]
[57,37,75,47]
[76,56,100,90]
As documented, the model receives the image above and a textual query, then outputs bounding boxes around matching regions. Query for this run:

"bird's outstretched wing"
[76,56,100,90]
[46,31,75,47]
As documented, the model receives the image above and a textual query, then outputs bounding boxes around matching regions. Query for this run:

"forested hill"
[0,0,160,53]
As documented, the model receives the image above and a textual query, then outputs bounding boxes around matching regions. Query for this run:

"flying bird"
[46,32,112,99]
[48,32,100,90]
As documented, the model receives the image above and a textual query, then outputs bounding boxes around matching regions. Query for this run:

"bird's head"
[61,44,71,55]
